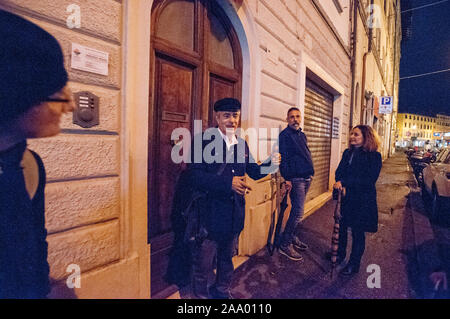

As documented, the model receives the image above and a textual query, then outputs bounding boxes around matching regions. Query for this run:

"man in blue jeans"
[278,107,314,261]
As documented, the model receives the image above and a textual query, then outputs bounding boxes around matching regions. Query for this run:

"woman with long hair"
[333,125,382,275]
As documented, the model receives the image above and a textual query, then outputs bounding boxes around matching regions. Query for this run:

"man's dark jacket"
[188,129,273,240]
[279,126,314,181]
[0,141,50,298]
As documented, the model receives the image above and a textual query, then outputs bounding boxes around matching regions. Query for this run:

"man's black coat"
[188,129,273,240]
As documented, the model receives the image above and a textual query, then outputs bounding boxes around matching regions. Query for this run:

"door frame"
[298,50,345,191]
[122,0,262,298]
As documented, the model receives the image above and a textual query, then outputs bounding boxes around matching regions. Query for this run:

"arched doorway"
[149,0,243,297]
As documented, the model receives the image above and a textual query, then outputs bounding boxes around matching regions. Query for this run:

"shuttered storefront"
[304,79,334,202]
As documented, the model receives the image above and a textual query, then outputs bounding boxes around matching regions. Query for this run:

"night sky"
[399,0,450,116]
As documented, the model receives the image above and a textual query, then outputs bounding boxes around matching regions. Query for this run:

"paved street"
[229,152,448,299]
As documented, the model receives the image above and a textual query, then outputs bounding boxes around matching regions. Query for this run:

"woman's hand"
[333,181,346,197]
[333,181,343,190]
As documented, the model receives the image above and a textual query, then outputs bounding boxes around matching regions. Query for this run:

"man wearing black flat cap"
[187,97,280,299]
[0,10,75,298]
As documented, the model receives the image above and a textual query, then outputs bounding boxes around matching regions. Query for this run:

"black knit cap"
[213,98,241,112]
[0,10,68,125]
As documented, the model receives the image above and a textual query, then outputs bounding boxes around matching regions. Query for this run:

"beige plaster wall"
[0,0,150,298]
[231,0,352,256]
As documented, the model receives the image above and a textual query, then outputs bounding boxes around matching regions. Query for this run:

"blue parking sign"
[380,96,393,114]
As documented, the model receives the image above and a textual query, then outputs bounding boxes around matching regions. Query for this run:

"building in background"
[0,0,401,299]
[396,112,436,148]
[435,114,450,148]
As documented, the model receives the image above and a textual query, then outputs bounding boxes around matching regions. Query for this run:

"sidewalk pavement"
[169,152,446,299]
[227,152,444,299]
[404,156,447,298]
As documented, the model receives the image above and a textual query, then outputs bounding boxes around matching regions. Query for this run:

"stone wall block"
[2,0,122,43]
[257,3,299,54]
[27,134,120,181]
[258,117,285,131]
[261,73,297,105]
[45,177,120,234]
[260,95,291,121]
[47,220,120,281]
[24,16,121,89]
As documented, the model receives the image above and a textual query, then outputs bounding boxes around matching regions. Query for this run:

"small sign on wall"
[332,117,340,139]
[379,96,393,114]
[71,43,109,76]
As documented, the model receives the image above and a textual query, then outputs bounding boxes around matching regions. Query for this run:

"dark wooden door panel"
[208,74,235,127]
[150,0,242,298]
[150,232,176,297]
[150,57,194,239]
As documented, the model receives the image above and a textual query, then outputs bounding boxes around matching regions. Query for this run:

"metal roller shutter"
[304,79,334,202]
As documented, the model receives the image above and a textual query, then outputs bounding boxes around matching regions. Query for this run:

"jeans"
[281,177,312,247]
[191,236,236,298]
[337,225,366,267]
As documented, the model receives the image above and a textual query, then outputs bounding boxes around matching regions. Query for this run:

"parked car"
[422,148,450,220]
[405,148,416,158]
[408,150,437,186]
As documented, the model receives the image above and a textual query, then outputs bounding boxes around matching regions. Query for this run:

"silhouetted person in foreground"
[0,10,75,298]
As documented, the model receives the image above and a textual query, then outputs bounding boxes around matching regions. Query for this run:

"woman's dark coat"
[335,147,382,233]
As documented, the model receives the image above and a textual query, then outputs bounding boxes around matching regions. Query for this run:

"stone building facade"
[0,0,399,298]
[396,113,450,148]
[396,112,436,147]
[350,0,401,158]
[1,0,149,298]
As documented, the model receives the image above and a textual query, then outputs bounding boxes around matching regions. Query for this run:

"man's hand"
[285,181,292,192]
[271,152,281,165]
[232,176,252,196]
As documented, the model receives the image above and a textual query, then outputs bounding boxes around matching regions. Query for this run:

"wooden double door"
[149,0,243,297]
